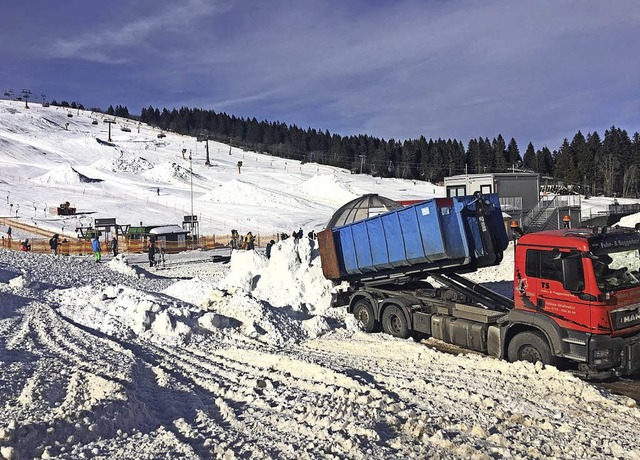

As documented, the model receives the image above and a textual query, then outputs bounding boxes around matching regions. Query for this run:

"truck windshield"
[593,250,640,291]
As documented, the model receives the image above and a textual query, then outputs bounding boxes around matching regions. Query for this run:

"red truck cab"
[510,226,640,378]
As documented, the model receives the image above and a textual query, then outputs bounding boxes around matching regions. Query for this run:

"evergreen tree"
[586,131,602,195]
[570,131,589,193]
[467,139,480,174]
[522,142,537,171]
[554,139,579,187]
[246,117,263,147]
[478,138,494,173]
[99,101,637,193]
[537,147,554,177]
[602,126,632,196]
[492,135,509,172]
[507,138,521,168]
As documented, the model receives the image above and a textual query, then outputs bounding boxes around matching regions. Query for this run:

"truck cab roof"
[519,227,640,254]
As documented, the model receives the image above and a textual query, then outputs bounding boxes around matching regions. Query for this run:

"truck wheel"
[353,300,377,333]
[382,305,410,339]
[507,331,557,366]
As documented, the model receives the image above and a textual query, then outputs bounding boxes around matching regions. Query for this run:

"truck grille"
[610,305,640,331]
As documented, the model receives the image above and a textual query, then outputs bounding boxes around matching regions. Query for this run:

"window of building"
[446,185,466,197]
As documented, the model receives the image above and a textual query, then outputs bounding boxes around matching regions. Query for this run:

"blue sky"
[1,0,639,151]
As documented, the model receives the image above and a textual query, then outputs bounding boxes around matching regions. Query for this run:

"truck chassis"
[339,274,640,380]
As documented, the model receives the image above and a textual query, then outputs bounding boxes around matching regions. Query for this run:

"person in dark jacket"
[265,240,275,259]
[92,237,102,263]
[230,229,239,250]
[148,239,157,267]
[49,233,60,256]
[111,236,118,257]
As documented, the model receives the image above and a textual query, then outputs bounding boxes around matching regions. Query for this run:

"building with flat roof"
[444,172,540,215]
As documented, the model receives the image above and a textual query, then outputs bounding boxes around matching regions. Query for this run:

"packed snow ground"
[1,240,640,459]
[2,100,640,459]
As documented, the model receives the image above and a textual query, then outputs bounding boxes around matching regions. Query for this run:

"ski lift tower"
[183,150,198,249]
[21,89,31,109]
[104,118,116,142]
[197,134,212,166]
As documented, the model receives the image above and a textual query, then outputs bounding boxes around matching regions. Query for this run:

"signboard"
[94,218,117,227]
[183,215,198,223]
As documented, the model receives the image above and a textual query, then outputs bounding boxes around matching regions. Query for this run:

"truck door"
[523,249,592,331]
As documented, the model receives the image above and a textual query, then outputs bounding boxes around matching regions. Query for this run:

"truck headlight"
[592,348,613,365]
[593,349,611,358]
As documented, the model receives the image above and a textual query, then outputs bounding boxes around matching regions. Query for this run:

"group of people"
[242,227,317,259]
[144,238,165,267]
[280,228,316,242]
[230,229,255,250]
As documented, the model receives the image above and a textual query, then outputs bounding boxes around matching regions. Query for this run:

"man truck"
[317,193,640,379]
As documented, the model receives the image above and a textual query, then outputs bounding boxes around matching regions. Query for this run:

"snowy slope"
[0,100,441,237]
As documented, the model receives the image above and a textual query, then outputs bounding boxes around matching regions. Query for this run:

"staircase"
[522,195,581,233]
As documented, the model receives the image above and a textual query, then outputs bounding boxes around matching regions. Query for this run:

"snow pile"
[107,255,141,278]
[196,238,341,344]
[141,162,193,183]
[199,290,330,345]
[33,164,102,184]
[162,276,218,306]
[48,239,340,347]
[200,179,308,209]
[102,155,154,173]
[8,271,38,289]
[222,237,335,313]
[295,174,358,205]
[618,212,640,228]
[52,285,198,343]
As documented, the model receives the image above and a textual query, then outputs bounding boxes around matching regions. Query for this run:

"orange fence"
[0,217,281,255]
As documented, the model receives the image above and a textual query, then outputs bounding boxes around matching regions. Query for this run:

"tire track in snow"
[145,342,432,458]
[298,336,640,458]
[2,300,207,458]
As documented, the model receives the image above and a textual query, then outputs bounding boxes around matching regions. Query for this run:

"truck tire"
[382,305,410,339]
[507,331,557,366]
[353,300,377,333]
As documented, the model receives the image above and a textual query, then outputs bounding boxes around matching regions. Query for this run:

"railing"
[498,196,523,212]
[522,198,554,230]
[608,203,640,215]
[522,195,581,232]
